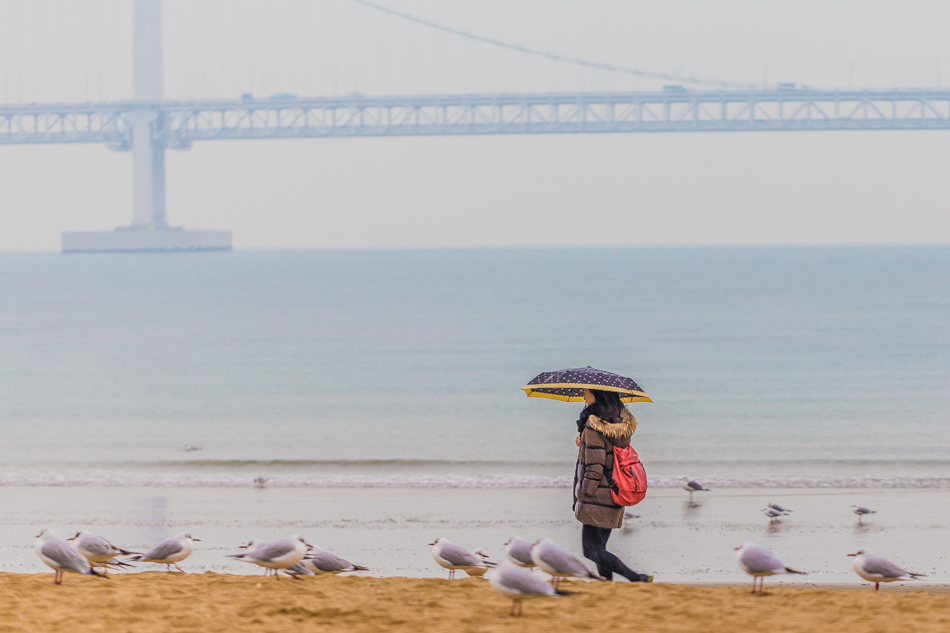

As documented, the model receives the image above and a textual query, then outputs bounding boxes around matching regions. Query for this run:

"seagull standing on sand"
[130,532,200,573]
[465,548,496,577]
[503,537,536,568]
[848,548,925,591]
[429,537,492,579]
[290,546,369,577]
[852,505,877,523]
[235,539,275,576]
[34,529,105,584]
[68,530,137,574]
[530,537,601,589]
[680,477,710,501]
[490,560,563,617]
[734,541,806,593]
[228,535,312,580]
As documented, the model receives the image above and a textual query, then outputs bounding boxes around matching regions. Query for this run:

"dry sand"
[1,573,949,633]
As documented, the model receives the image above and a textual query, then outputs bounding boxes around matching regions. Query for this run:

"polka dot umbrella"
[521,366,652,403]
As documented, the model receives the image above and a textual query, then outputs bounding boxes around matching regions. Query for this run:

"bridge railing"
[3,88,950,146]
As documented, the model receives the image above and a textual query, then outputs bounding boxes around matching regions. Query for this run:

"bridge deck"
[2,88,949,146]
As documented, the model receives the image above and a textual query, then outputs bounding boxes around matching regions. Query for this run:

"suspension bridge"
[1,1,947,252]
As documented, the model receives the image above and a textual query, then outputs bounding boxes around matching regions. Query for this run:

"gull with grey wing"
[35,529,105,584]
[503,536,536,568]
[130,532,200,573]
[531,537,601,589]
[490,560,563,617]
[735,541,806,593]
[429,537,492,579]
[68,530,137,574]
[228,535,312,580]
[288,546,369,577]
[848,548,925,591]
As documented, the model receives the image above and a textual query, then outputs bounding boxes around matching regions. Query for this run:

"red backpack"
[609,444,647,506]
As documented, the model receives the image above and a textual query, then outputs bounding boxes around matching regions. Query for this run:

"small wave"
[0,472,573,488]
[136,459,566,468]
[4,472,950,489]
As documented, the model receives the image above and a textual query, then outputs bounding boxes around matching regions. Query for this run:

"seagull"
[129,532,200,573]
[851,505,876,523]
[34,529,105,584]
[67,530,137,574]
[767,502,792,513]
[848,548,925,591]
[253,476,267,488]
[762,507,787,522]
[734,541,806,593]
[464,548,496,577]
[503,537,536,568]
[291,547,369,576]
[228,535,312,580]
[679,477,710,501]
[490,560,563,617]
[530,537,601,589]
[429,537,492,579]
[235,538,271,575]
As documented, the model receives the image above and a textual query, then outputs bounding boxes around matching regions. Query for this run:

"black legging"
[581,524,647,582]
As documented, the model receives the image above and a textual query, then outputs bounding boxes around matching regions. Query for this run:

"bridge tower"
[61,0,231,252]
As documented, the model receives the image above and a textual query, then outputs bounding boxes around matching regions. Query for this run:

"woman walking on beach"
[574,388,652,582]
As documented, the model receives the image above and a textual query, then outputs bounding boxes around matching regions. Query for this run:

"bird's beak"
[66,536,75,541]
[305,542,314,550]
[846,553,857,557]
[428,542,436,546]
[192,538,202,542]
[35,532,42,539]
[733,546,741,551]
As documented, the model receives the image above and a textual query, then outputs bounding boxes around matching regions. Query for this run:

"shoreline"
[3,486,949,584]
[2,574,949,633]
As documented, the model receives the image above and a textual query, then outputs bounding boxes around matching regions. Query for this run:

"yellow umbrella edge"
[521,384,653,404]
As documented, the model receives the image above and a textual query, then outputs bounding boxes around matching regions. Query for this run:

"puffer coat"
[573,408,638,529]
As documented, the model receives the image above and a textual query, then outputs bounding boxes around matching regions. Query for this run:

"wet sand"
[2,486,950,583]
[2,573,949,633]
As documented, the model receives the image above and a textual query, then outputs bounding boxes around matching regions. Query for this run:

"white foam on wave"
[4,470,950,489]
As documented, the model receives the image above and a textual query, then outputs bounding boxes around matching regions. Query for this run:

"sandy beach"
[2,573,949,633]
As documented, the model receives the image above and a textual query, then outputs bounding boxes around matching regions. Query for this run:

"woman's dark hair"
[577,389,624,433]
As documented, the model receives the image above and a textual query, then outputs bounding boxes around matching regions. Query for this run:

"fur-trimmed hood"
[585,408,637,442]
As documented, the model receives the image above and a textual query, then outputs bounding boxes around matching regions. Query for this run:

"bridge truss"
[3,88,950,148]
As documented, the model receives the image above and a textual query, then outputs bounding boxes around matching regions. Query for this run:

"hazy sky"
[1,0,950,250]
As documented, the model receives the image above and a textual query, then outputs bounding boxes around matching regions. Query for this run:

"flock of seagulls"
[679,477,880,528]
[432,535,607,615]
[674,482,919,595]
[28,485,916,618]
[735,541,925,593]
[673,480,922,596]
[33,529,368,584]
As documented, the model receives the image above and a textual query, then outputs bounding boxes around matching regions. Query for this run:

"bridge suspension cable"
[350,0,762,90]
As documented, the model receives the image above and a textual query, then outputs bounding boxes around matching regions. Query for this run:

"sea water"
[0,247,948,489]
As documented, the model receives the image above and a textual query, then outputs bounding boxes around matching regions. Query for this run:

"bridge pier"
[130,109,167,229]
[62,0,231,253]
